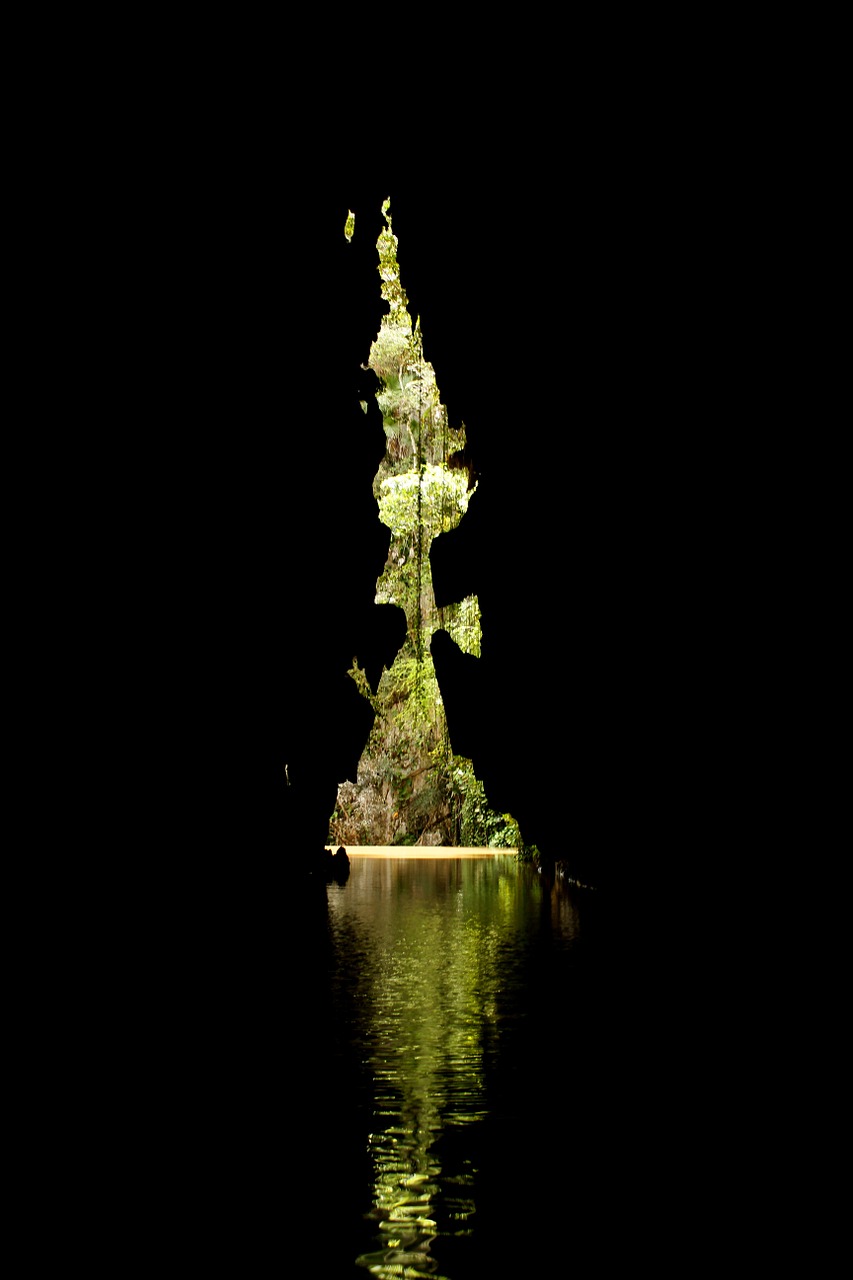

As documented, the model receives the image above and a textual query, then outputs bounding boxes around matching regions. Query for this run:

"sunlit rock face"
[329,202,512,851]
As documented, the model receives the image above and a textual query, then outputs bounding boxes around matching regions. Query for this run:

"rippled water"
[310,852,606,1278]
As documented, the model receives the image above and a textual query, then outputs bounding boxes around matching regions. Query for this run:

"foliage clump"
[329,200,520,849]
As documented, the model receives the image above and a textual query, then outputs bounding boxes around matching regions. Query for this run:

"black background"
[108,141,755,1264]
[54,61,822,1263]
[50,53,805,1273]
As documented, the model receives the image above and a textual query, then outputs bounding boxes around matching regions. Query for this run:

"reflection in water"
[325,855,582,1278]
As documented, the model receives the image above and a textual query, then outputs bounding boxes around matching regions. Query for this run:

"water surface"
[307,852,606,1277]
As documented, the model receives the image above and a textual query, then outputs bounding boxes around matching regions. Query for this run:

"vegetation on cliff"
[328,201,525,851]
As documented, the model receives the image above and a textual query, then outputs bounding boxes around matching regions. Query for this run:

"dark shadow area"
[151,169,728,954]
[154,172,719,899]
[120,150,749,1272]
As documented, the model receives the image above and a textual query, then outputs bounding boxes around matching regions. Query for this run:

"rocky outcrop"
[308,845,350,883]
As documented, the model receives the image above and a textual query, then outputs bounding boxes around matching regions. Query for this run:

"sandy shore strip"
[324,845,518,858]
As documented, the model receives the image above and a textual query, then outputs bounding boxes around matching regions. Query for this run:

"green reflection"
[326,855,577,1276]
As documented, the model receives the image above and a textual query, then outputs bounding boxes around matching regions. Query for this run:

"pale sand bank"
[324,845,518,858]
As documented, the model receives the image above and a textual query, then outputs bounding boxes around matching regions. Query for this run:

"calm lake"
[299,851,612,1278]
